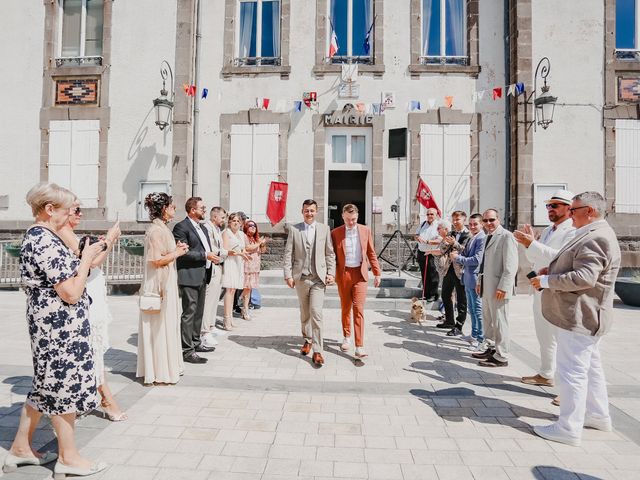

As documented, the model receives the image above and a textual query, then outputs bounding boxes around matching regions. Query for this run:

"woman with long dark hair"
[241,220,268,320]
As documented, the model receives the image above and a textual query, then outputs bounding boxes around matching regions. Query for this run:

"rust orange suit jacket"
[331,224,382,281]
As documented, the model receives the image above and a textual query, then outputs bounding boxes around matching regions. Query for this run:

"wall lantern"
[533,57,557,130]
[153,61,174,131]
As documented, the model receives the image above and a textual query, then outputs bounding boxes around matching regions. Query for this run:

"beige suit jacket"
[542,220,621,337]
[477,225,519,298]
[283,222,336,284]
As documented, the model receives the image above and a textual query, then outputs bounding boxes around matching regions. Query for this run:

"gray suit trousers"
[483,296,510,362]
[295,275,325,353]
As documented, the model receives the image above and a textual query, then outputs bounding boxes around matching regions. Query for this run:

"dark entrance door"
[327,170,367,229]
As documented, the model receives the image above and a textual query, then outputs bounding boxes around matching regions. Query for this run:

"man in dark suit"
[173,197,220,364]
[437,210,471,336]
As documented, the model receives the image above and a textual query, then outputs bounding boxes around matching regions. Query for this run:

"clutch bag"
[139,292,162,312]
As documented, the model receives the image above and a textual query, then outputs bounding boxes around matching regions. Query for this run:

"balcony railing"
[0,235,145,288]
[419,55,469,66]
[327,55,373,65]
[615,49,640,61]
[55,56,103,67]
[233,56,281,66]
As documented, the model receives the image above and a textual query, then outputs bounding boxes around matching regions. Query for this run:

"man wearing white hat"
[514,189,576,388]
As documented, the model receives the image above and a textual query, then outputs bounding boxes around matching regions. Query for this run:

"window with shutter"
[48,120,100,207]
[420,123,471,216]
[229,123,279,222]
[615,119,640,213]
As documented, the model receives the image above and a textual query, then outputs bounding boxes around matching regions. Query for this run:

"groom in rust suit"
[331,204,381,359]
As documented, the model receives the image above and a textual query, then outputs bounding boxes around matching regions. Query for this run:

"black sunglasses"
[482,218,497,223]
[569,206,589,213]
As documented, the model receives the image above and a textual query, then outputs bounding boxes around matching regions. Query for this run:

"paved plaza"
[1,283,639,480]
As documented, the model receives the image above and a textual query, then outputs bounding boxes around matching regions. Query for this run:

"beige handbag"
[139,292,161,312]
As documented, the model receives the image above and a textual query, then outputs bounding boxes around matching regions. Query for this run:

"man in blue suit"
[450,213,486,351]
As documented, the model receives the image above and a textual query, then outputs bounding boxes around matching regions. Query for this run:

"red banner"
[415,177,441,217]
[266,181,288,226]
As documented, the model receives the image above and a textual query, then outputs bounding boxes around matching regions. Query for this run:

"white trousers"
[202,264,223,332]
[555,327,610,438]
[533,290,557,379]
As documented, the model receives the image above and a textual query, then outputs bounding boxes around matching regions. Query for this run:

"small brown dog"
[410,297,427,324]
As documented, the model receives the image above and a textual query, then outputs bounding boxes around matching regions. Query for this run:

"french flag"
[329,28,339,58]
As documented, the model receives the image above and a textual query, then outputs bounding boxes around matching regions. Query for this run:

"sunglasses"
[546,203,566,210]
[247,224,257,228]
[569,206,589,213]
[482,218,497,223]
[73,207,82,215]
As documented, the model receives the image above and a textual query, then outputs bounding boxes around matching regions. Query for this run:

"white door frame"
[324,127,372,226]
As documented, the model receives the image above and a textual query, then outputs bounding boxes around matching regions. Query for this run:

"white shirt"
[304,222,316,245]
[344,226,363,268]
[189,217,211,269]
[416,220,439,252]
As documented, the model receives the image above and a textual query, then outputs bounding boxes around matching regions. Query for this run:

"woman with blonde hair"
[58,200,126,421]
[136,192,188,385]
[220,213,251,329]
[3,183,108,478]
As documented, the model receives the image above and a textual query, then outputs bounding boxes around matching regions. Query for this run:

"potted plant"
[120,238,145,256]
[615,272,640,308]
[4,241,21,258]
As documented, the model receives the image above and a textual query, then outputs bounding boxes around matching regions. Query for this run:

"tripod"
[377,205,416,276]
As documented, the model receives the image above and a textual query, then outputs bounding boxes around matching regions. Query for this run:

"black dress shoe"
[446,327,462,337]
[478,355,508,367]
[436,322,455,329]
[471,348,495,359]
[195,345,216,353]
[184,353,208,364]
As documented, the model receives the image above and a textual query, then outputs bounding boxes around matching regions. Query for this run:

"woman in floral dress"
[3,183,107,478]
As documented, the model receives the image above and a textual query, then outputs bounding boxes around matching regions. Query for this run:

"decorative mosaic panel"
[618,77,640,103]
[55,79,99,105]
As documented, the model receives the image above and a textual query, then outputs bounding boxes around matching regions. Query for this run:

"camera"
[78,236,106,257]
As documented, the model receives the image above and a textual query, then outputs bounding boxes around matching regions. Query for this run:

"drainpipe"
[503,0,512,227]
[192,0,202,196]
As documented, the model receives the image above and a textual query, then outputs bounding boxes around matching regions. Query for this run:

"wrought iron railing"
[419,55,469,66]
[615,49,640,60]
[54,56,103,67]
[0,235,145,288]
[233,56,281,66]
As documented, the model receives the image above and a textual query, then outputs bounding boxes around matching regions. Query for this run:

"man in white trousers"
[514,190,575,387]
[201,207,228,347]
[531,192,621,446]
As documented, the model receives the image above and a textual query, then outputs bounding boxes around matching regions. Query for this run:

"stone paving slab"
[0,289,639,479]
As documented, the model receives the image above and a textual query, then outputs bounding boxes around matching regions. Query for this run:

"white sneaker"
[201,332,218,348]
[355,347,368,358]
[584,415,612,432]
[460,334,474,343]
[467,340,480,351]
[533,423,581,447]
[341,337,351,352]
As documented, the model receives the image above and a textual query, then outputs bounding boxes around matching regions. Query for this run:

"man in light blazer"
[201,206,228,347]
[283,199,336,366]
[514,189,576,388]
[472,208,518,367]
[173,197,220,364]
[531,192,621,447]
[331,204,381,359]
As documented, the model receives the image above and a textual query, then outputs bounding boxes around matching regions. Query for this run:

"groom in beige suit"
[284,199,336,366]
[531,192,621,447]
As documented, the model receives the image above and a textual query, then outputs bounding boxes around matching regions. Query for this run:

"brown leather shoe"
[471,348,495,359]
[521,374,554,387]
[300,342,312,356]
[312,352,324,366]
[551,396,560,406]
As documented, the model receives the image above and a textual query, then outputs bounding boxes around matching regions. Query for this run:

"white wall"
[0,2,44,221]
[107,0,178,222]
[197,0,505,228]
[531,0,605,199]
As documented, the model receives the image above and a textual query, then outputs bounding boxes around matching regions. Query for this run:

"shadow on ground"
[532,466,603,480]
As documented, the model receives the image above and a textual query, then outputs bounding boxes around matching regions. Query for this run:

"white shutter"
[443,124,471,214]
[251,124,279,223]
[48,121,73,189]
[615,119,640,213]
[71,120,100,208]
[229,124,254,216]
[420,124,445,216]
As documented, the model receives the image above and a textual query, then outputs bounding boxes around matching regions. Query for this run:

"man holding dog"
[331,204,381,359]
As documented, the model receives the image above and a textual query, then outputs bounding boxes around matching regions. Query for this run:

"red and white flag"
[266,181,288,226]
[415,177,441,217]
[329,28,339,58]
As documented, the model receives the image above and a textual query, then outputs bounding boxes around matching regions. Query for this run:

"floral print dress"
[20,226,98,415]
